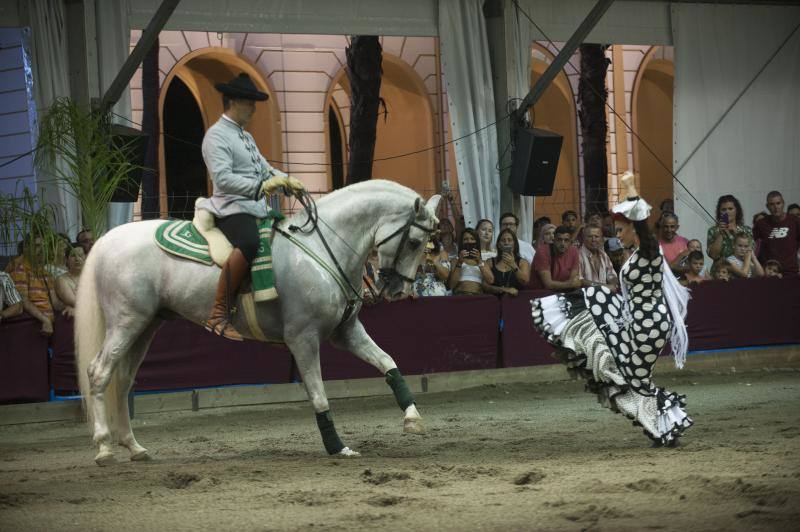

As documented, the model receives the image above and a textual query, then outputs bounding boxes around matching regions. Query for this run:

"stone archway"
[632,46,675,221]
[324,53,437,195]
[530,45,580,228]
[158,47,282,217]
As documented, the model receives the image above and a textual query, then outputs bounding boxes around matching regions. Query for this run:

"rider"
[197,73,304,341]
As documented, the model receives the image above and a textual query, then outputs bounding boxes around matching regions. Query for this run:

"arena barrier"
[1,277,798,403]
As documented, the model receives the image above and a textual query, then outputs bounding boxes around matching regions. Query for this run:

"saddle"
[153,199,282,303]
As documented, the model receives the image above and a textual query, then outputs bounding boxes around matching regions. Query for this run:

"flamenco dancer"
[531,171,693,445]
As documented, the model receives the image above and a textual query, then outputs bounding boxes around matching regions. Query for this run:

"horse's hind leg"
[87,320,148,465]
[113,321,161,461]
[286,335,360,457]
[331,320,424,434]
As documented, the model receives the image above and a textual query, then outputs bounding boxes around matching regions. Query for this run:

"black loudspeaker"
[109,124,150,203]
[508,127,563,196]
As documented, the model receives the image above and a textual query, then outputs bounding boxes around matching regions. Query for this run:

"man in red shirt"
[658,212,690,275]
[532,226,581,290]
[754,191,799,276]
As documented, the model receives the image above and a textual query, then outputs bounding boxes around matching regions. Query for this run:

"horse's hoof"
[404,418,426,435]
[337,447,360,457]
[94,451,116,466]
[130,449,152,462]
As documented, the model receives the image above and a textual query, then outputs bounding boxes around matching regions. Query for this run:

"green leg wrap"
[385,368,414,411]
[316,411,344,455]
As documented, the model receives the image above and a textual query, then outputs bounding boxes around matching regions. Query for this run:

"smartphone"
[462,242,477,253]
[720,212,729,224]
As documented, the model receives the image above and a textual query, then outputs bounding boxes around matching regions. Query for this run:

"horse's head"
[374,194,441,299]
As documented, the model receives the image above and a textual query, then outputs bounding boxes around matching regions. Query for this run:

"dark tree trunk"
[578,43,610,215]
[345,36,382,184]
[141,37,160,219]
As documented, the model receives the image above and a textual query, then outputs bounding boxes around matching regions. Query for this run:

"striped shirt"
[7,257,54,321]
[1,271,22,310]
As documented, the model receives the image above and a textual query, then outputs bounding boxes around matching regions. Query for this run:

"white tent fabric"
[29,0,80,238]
[97,0,134,230]
[438,0,501,230]
[506,2,536,244]
[672,3,800,248]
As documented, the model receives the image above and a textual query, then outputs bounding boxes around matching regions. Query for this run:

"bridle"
[374,210,438,289]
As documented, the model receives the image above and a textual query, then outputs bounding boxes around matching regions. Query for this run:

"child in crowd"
[711,260,732,281]
[726,234,764,278]
[764,259,783,279]
[687,239,702,253]
[681,250,708,285]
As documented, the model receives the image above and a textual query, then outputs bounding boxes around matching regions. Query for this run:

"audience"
[476,219,497,262]
[711,260,732,282]
[726,234,764,278]
[604,237,625,274]
[579,224,618,292]
[764,259,783,279]
[438,218,459,261]
[532,226,580,291]
[602,212,615,238]
[482,229,530,297]
[681,250,709,286]
[55,244,85,317]
[531,216,551,247]
[753,191,799,277]
[448,228,493,295]
[707,194,753,261]
[561,210,580,243]
[1,271,23,324]
[788,203,800,219]
[658,212,690,275]
[7,236,55,336]
[76,229,94,256]
[499,212,535,265]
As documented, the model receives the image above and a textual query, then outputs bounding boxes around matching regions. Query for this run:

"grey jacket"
[196,115,286,218]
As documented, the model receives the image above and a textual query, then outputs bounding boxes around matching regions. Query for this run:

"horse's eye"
[407,239,421,250]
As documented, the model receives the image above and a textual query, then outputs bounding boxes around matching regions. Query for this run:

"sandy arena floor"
[1,370,799,531]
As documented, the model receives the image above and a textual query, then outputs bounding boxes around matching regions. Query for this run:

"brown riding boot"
[204,248,250,341]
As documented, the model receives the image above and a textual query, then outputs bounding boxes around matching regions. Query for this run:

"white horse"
[74,180,440,465]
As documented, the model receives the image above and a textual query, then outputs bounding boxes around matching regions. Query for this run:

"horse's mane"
[315,180,420,209]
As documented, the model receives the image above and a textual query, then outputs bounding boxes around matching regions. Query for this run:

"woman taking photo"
[530,172,692,446]
[707,194,752,261]
[448,228,493,295]
[483,229,530,297]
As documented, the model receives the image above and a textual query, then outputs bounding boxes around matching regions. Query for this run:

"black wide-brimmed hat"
[215,73,268,101]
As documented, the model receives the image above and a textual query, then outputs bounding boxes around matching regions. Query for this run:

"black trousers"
[215,213,259,263]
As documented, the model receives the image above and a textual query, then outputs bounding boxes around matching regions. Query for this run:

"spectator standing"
[788,203,800,219]
[726,234,764,278]
[579,224,618,291]
[531,216,550,247]
[1,271,23,324]
[707,194,753,261]
[55,244,86,317]
[602,212,616,238]
[438,218,459,261]
[682,250,709,285]
[658,213,690,275]
[476,219,497,262]
[482,229,530,297]
[753,191,800,276]
[499,212,535,265]
[764,260,783,278]
[448,228,493,295]
[711,260,732,281]
[561,210,581,243]
[531,226,581,290]
[537,224,556,248]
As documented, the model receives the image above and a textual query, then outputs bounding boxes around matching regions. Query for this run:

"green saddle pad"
[155,215,283,301]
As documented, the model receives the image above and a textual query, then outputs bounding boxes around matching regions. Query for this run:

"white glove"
[286,176,305,193]
[261,176,289,196]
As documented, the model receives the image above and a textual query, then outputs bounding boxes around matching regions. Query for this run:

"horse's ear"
[414,197,421,214]
[425,194,441,217]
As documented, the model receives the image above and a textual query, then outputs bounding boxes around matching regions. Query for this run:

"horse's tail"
[74,244,119,434]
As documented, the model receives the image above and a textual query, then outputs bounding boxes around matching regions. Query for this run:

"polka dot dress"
[584,250,671,397]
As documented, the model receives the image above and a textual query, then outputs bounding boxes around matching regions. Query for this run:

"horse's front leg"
[286,334,360,457]
[331,320,425,435]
